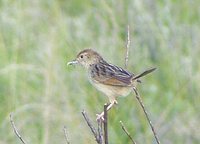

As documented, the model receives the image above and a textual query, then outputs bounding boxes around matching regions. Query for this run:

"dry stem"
[103,104,109,144]
[10,113,27,144]
[125,25,130,69]
[82,110,101,143]
[133,88,160,144]
[97,119,103,144]
[120,121,136,144]
[63,126,70,144]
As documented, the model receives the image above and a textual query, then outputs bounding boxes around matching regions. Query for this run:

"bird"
[67,49,156,120]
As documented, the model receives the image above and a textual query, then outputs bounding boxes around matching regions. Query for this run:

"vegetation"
[0,0,199,143]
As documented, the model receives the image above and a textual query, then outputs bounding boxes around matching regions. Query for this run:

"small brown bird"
[68,49,156,120]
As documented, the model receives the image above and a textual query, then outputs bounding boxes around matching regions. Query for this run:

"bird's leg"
[96,100,117,121]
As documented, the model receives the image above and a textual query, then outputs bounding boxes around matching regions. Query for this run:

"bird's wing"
[90,63,133,86]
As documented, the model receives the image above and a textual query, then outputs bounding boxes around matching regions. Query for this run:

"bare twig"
[63,126,70,144]
[97,119,103,144]
[125,25,130,69]
[81,110,100,143]
[133,88,160,144]
[120,121,136,144]
[103,104,108,144]
[9,113,27,144]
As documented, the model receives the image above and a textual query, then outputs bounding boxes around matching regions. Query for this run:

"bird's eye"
[80,55,83,58]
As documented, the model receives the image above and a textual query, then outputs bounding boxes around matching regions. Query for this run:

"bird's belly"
[90,80,132,97]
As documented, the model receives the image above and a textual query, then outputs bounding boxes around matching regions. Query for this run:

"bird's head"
[67,49,103,68]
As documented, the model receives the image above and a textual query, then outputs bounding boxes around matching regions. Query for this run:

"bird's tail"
[132,67,156,82]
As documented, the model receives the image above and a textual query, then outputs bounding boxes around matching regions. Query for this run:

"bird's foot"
[96,112,104,121]
[114,100,118,105]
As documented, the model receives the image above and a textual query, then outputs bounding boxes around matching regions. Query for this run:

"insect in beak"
[67,60,78,66]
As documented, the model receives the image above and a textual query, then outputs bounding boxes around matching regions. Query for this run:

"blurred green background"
[0,0,200,143]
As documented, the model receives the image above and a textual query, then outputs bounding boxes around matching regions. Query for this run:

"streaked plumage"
[67,49,156,119]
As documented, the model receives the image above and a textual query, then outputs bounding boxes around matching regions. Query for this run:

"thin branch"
[82,110,100,144]
[63,126,70,144]
[9,113,27,144]
[103,104,108,144]
[97,119,103,144]
[125,25,130,69]
[132,88,160,144]
[120,121,136,144]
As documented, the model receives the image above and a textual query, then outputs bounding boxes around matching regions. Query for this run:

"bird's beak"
[67,60,78,66]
